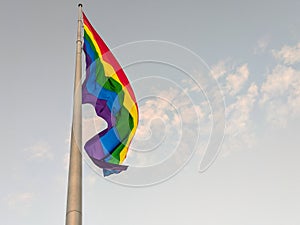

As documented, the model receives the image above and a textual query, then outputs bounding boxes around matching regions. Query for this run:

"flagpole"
[66,4,83,225]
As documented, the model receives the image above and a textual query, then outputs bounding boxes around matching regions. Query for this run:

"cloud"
[260,64,300,127]
[202,41,300,157]
[225,64,250,96]
[226,83,258,134]
[128,85,207,167]
[134,86,206,141]
[211,59,233,80]
[6,192,35,209]
[24,141,53,161]
[211,60,250,96]
[254,36,271,54]
[272,42,300,65]
[222,83,258,154]
[211,60,258,155]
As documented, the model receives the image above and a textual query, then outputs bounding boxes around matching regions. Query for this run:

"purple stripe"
[84,129,108,160]
[90,156,128,171]
[82,86,116,128]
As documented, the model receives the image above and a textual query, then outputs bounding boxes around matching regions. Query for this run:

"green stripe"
[108,143,125,163]
[87,36,135,135]
[85,30,125,106]
[84,30,100,61]
[85,30,123,93]
[85,30,136,165]
[115,107,134,140]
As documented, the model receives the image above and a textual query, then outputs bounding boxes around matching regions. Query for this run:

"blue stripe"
[85,62,121,115]
[83,36,98,67]
[99,127,121,155]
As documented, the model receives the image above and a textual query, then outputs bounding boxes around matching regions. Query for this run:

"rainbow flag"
[82,12,139,176]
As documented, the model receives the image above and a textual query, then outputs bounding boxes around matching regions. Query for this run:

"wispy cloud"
[211,60,258,155]
[24,141,53,161]
[254,36,271,54]
[222,83,258,155]
[211,40,300,152]
[6,192,35,209]
[211,59,234,80]
[128,85,207,167]
[211,60,250,96]
[226,64,250,96]
[134,86,206,142]
[260,64,300,127]
[134,61,258,159]
[272,42,300,65]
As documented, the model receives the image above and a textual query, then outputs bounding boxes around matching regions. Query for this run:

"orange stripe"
[83,12,137,102]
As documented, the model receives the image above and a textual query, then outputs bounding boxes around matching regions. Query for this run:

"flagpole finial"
[78,3,83,7]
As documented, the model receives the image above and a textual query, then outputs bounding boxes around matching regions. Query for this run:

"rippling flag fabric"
[82,12,139,176]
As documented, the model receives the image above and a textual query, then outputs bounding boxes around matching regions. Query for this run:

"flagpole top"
[78,3,83,7]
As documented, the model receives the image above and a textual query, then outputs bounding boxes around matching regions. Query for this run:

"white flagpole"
[66,4,83,225]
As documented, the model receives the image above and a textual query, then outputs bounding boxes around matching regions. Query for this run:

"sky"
[1,0,300,225]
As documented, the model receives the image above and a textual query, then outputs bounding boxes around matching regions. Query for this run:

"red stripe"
[82,12,136,102]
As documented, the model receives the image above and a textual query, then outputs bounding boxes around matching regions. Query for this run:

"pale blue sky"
[1,1,300,225]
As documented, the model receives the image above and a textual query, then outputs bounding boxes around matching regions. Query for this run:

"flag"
[82,12,139,176]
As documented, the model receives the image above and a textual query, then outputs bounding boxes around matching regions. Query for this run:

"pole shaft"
[66,5,82,225]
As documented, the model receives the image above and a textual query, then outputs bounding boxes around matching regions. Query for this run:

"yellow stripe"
[84,25,120,83]
[84,24,139,163]
[84,24,138,125]
[119,127,138,163]
[119,146,129,163]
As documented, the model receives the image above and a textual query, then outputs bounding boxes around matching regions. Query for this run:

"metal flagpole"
[66,4,83,225]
